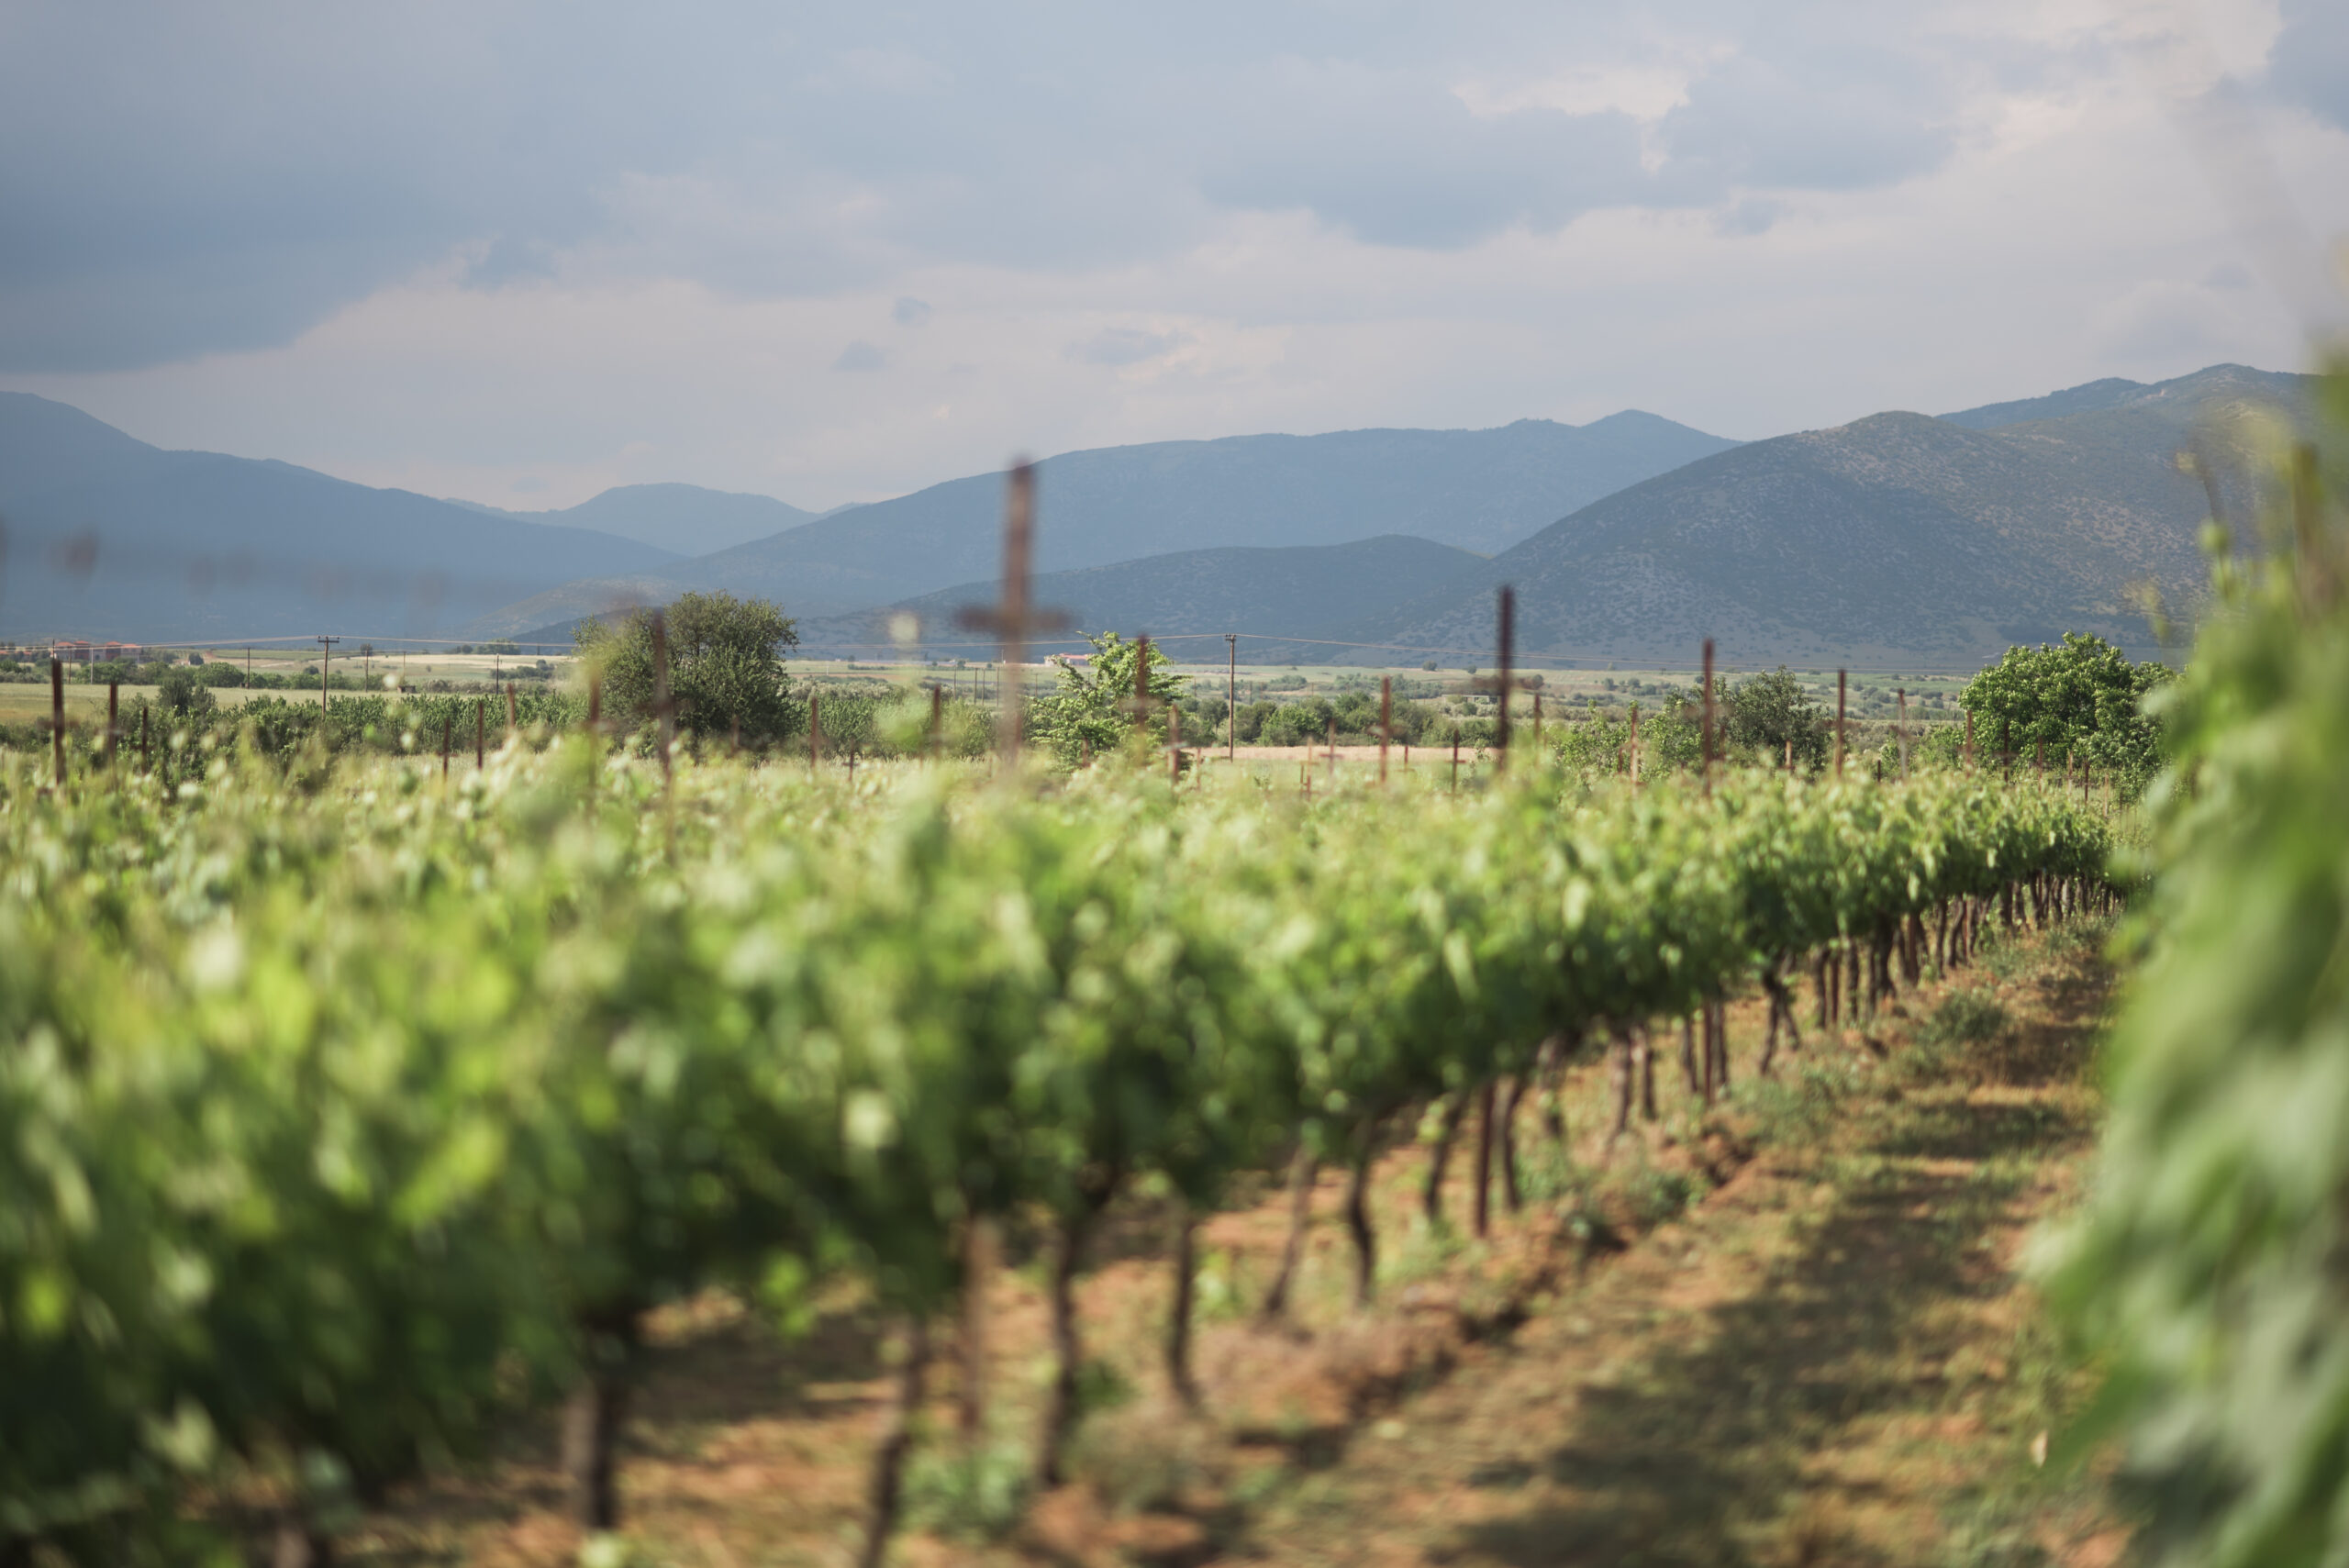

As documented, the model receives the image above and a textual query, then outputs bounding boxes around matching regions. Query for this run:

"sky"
[0,0,2343,512]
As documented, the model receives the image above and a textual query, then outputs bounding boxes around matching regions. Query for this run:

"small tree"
[154,665,217,717]
[1958,632,2172,795]
[1723,666,1829,769]
[577,592,800,743]
[1029,633,1187,767]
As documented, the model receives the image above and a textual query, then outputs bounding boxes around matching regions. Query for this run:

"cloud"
[832,339,886,372]
[2267,0,2349,131]
[892,296,934,326]
[1065,327,1193,367]
[0,0,2161,372]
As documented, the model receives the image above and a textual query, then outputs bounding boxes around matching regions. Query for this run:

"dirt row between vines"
[349,920,2128,1568]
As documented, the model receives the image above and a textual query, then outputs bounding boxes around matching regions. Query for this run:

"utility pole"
[316,634,340,715]
[1227,633,1237,762]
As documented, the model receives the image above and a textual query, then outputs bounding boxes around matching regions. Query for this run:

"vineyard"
[0,724,2121,1565]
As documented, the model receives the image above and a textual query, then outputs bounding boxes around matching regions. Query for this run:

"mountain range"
[772,363,2305,668]
[0,394,677,644]
[451,483,835,559]
[471,411,1738,638]
[1342,362,2305,668]
[0,362,2313,663]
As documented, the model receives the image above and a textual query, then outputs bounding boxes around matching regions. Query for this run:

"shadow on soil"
[1449,958,2107,1568]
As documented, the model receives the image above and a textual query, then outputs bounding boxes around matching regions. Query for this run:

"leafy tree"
[576,592,800,743]
[1723,666,1829,768]
[1957,632,2172,795]
[1028,633,1186,767]
[197,662,246,689]
[153,665,216,718]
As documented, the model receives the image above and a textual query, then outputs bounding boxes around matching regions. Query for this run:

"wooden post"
[1227,633,1237,762]
[316,633,340,714]
[811,693,823,775]
[1700,639,1715,796]
[949,463,1070,763]
[1379,675,1392,785]
[1963,709,1974,767]
[930,684,943,760]
[440,715,451,782]
[1494,586,1514,770]
[1532,689,1542,751]
[1630,703,1642,791]
[1451,726,1461,793]
[475,698,485,769]
[139,706,150,776]
[1834,669,1847,778]
[1134,633,1152,731]
[1171,704,1183,785]
[106,681,118,772]
[507,682,518,737]
[1896,688,1909,780]
[650,609,674,789]
[1326,714,1336,786]
[49,658,63,788]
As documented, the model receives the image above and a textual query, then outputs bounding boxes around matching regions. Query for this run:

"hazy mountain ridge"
[0,393,677,642]
[455,483,831,559]
[777,535,1490,661]
[1351,364,2315,667]
[484,411,1742,631]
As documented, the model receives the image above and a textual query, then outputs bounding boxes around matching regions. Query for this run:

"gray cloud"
[1065,327,1193,366]
[832,340,886,372]
[2267,0,2349,131]
[892,296,934,326]
[0,0,2298,374]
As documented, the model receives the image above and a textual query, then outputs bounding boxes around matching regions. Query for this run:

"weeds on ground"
[904,1432,1033,1540]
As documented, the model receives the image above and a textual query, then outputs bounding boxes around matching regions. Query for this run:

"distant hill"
[455,483,831,559]
[468,411,1738,633]
[0,394,677,643]
[774,535,1489,660]
[1340,364,2313,669]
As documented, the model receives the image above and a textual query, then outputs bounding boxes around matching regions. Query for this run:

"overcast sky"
[1,0,2343,511]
